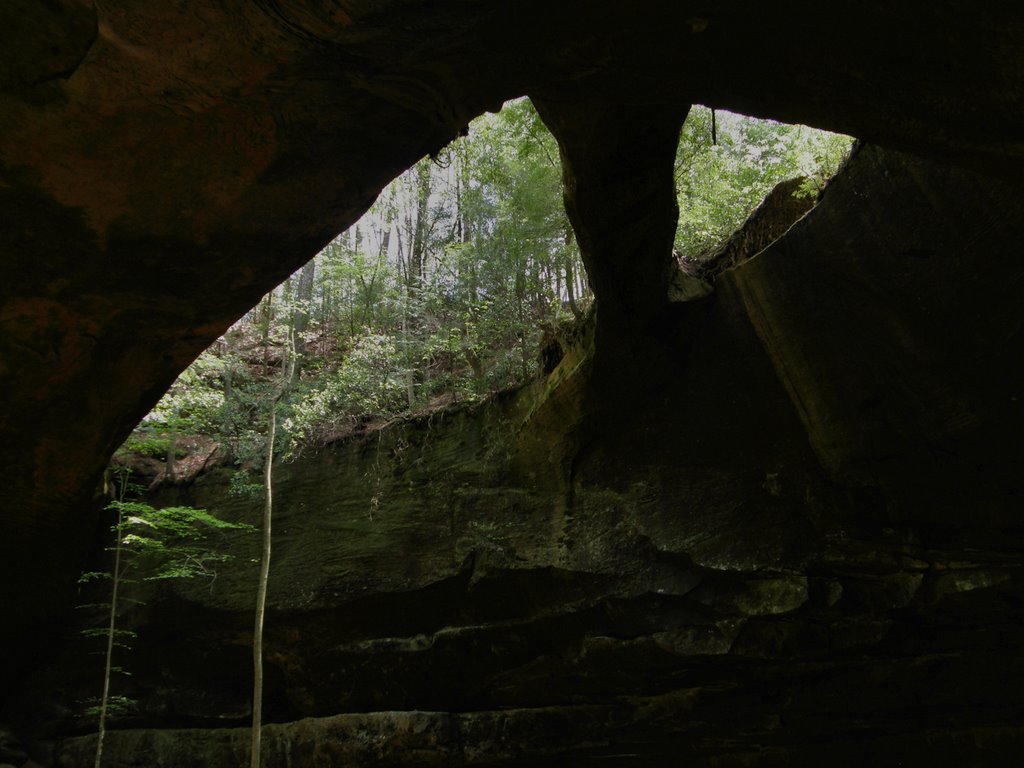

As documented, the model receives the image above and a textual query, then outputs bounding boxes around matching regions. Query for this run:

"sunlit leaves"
[675,106,853,258]
[122,101,852,465]
[105,500,254,581]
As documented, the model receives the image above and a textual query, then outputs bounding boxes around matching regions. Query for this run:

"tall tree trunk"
[320,281,331,341]
[401,285,416,409]
[554,257,563,319]
[346,225,362,336]
[93,500,126,768]
[222,330,236,402]
[250,408,276,768]
[454,156,463,244]
[164,434,177,483]
[290,258,316,381]
[409,160,432,294]
[515,266,530,382]
[458,166,477,305]
[259,292,274,364]
[565,244,583,321]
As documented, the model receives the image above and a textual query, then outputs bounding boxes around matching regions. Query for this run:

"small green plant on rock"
[80,470,252,768]
[228,469,265,499]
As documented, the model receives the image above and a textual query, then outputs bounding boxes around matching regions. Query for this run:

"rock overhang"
[3,0,1024,731]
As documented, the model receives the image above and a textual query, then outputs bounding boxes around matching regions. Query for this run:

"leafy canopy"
[121,100,850,464]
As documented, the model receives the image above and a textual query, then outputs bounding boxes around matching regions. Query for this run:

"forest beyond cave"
[124,101,850,475]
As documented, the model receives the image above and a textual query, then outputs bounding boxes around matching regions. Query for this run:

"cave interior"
[2,1,1024,765]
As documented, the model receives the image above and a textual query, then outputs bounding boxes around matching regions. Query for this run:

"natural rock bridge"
[2,2,1024,765]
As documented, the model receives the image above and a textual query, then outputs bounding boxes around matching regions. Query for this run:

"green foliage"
[80,500,252,611]
[217,382,281,464]
[80,627,138,650]
[286,331,405,444]
[107,500,254,580]
[675,106,852,258]
[78,570,112,584]
[75,489,253,745]
[80,695,137,719]
[77,494,253,735]
[228,470,264,499]
[147,352,227,435]
[117,434,182,459]
[120,100,852,467]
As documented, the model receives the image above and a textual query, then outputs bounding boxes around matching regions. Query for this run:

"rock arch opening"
[3,3,1024,764]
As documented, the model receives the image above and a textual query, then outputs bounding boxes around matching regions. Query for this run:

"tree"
[121,100,850,464]
[674,106,852,258]
[81,470,250,767]
[290,258,317,376]
[250,403,276,768]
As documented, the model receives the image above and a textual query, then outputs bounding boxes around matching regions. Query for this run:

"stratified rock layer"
[49,146,1024,766]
